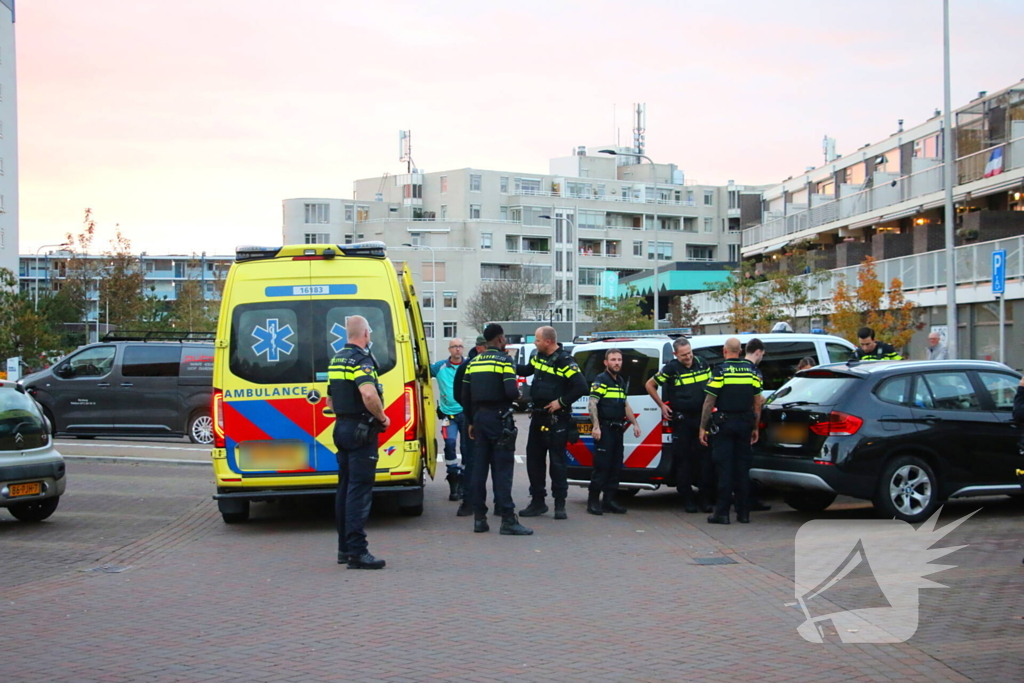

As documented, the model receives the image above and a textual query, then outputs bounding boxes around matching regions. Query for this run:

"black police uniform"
[652,356,713,509]
[589,370,629,507]
[704,358,762,522]
[517,344,587,516]
[855,341,903,361]
[328,343,383,563]
[462,347,528,533]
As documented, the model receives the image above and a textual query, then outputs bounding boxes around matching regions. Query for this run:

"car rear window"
[0,390,48,451]
[766,375,857,407]
[574,347,659,396]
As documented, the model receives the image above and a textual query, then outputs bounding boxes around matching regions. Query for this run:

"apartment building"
[0,0,17,277]
[696,79,1024,365]
[283,146,764,345]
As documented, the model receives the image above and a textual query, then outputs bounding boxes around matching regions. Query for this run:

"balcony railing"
[743,135,1024,249]
[509,188,699,207]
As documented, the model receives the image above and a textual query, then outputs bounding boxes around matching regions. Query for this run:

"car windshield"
[767,376,858,407]
[0,389,48,451]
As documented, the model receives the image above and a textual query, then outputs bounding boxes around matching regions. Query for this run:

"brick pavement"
[5,455,1020,682]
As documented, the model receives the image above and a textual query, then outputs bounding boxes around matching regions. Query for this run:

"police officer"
[699,337,762,525]
[855,327,903,361]
[517,326,587,520]
[587,348,641,515]
[462,323,533,536]
[327,315,391,569]
[645,337,713,513]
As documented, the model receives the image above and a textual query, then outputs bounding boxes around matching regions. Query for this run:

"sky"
[16,0,1024,255]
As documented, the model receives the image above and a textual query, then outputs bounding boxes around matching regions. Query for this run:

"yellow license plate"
[770,424,807,445]
[9,482,42,497]
[238,442,309,471]
[576,423,593,434]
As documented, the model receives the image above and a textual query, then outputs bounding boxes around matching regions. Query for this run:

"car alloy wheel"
[888,464,932,517]
[190,413,214,445]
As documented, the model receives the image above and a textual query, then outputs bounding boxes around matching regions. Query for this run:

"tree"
[98,229,148,328]
[765,246,832,331]
[707,260,779,332]
[585,286,651,331]
[168,258,218,332]
[464,270,545,333]
[0,269,60,370]
[827,256,921,351]
[668,295,702,329]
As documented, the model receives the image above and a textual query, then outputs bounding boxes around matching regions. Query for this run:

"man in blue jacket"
[431,338,473,515]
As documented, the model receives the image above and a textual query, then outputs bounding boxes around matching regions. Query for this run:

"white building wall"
[0,1,18,278]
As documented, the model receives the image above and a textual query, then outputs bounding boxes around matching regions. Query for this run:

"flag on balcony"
[984,147,1005,178]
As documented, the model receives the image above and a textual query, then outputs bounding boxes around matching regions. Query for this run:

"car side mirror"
[53,364,71,378]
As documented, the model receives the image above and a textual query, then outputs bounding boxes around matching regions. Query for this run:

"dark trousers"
[443,411,473,480]
[711,416,754,518]
[526,412,569,500]
[590,420,625,494]
[470,409,516,516]
[672,415,713,498]
[334,419,378,556]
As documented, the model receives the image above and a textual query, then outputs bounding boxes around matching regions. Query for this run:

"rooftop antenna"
[399,130,414,173]
[634,103,646,157]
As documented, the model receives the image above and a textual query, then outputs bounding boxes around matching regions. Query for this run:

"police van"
[210,242,437,523]
[567,331,857,497]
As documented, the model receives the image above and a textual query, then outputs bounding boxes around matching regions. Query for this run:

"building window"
[687,245,715,261]
[728,190,739,209]
[728,244,740,261]
[304,232,329,244]
[500,176,509,193]
[703,190,714,206]
[443,322,458,338]
[424,321,435,338]
[440,205,447,220]
[422,292,434,309]
[481,232,493,249]
[423,261,446,282]
[647,241,673,261]
[344,235,353,244]
[499,206,508,221]
[344,205,353,221]
[410,233,422,246]
[578,268,603,286]
[470,204,481,219]
[633,240,643,257]
[506,235,520,252]
[440,176,448,193]
[356,206,369,221]
[470,174,482,192]
[514,177,542,195]
[443,291,458,308]
[304,203,330,224]
[703,217,714,233]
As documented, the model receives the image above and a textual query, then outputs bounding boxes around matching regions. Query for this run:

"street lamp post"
[941,0,958,359]
[34,243,70,311]
[402,241,438,362]
[600,149,660,330]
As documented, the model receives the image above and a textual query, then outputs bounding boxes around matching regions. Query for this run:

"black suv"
[752,360,1023,522]
[21,333,215,444]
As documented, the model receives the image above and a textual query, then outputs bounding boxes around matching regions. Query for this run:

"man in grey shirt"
[926,332,948,360]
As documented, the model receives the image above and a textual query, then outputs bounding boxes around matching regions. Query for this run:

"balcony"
[509,188,698,207]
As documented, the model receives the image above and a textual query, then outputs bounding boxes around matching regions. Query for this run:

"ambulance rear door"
[400,267,437,479]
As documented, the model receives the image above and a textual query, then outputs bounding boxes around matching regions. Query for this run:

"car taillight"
[212,389,225,448]
[404,381,417,441]
[808,411,863,436]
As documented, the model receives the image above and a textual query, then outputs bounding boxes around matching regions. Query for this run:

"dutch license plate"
[239,442,309,471]
[9,482,42,497]
[770,424,807,445]
[576,423,593,434]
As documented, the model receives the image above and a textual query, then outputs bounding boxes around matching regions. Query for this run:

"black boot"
[553,499,567,520]
[707,514,730,525]
[474,512,490,533]
[679,489,698,514]
[456,499,472,517]
[500,512,534,536]
[520,497,548,517]
[446,473,461,502]
[586,490,603,515]
[347,552,386,569]
[456,478,465,501]
[697,493,714,513]
[602,491,627,514]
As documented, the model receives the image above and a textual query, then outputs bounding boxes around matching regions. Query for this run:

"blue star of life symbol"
[329,322,348,354]
[251,318,295,362]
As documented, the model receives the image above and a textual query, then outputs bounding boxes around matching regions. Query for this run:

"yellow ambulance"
[210,242,437,523]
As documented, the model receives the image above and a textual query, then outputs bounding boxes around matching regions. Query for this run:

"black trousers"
[334,419,378,556]
[711,416,754,518]
[526,412,569,500]
[470,409,516,516]
[590,420,625,494]
[672,414,714,498]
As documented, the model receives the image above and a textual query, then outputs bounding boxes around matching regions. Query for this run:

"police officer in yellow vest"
[645,337,714,513]
[587,348,641,515]
[855,326,904,361]
[699,337,763,525]
[462,323,533,536]
[327,315,391,569]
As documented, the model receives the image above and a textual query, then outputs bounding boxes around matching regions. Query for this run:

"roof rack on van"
[590,328,692,341]
[101,331,217,343]
[236,243,387,263]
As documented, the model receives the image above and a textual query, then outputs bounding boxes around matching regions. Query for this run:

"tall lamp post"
[402,241,438,362]
[538,212,577,341]
[941,0,958,358]
[34,243,70,311]
[600,149,660,330]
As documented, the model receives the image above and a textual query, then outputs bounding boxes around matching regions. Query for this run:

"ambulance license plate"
[9,482,42,497]
[239,442,309,471]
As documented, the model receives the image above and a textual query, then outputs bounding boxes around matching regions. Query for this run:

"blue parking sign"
[992,250,1006,295]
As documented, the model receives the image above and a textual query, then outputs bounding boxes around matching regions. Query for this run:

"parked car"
[21,334,215,444]
[752,359,1024,522]
[0,380,65,522]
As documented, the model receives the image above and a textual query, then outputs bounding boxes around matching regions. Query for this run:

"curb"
[64,454,210,467]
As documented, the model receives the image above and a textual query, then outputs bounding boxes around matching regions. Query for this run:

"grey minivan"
[22,336,214,444]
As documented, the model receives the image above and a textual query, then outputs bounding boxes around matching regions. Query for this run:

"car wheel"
[874,455,939,523]
[782,491,837,512]
[188,410,214,445]
[218,498,249,524]
[8,496,60,522]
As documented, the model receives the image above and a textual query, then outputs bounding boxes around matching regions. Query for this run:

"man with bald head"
[327,315,391,569]
[516,326,587,519]
[926,331,948,360]
[699,337,763,525]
